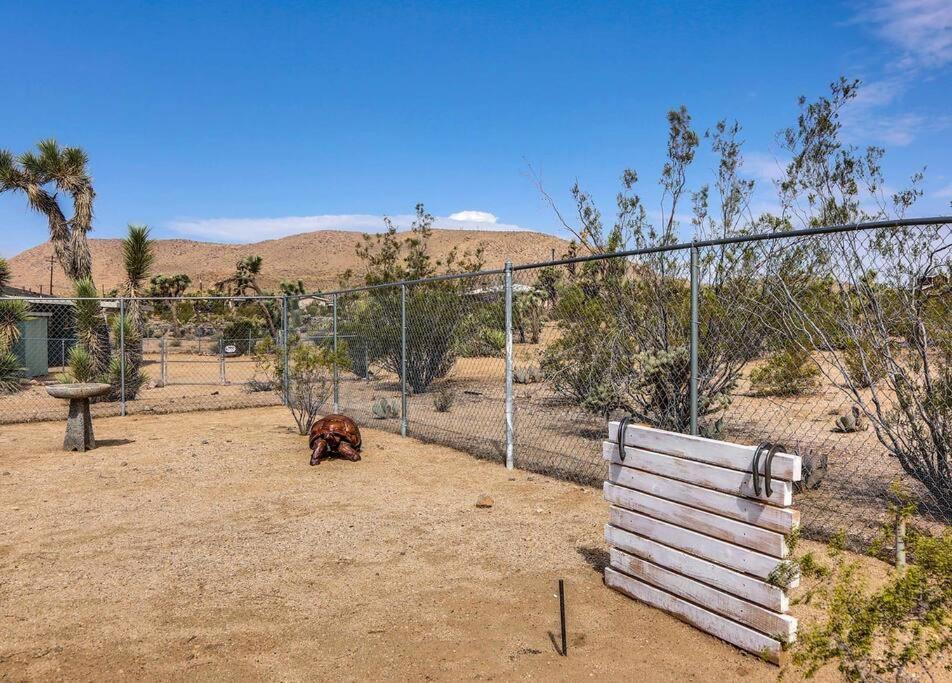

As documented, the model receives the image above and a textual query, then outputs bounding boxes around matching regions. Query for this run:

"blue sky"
[1,0,951,256]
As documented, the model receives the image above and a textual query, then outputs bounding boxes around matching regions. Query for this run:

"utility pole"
[49,253,55,295]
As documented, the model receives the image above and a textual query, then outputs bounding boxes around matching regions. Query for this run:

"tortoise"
[308,414,362,465]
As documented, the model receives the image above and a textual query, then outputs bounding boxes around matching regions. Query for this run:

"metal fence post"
[218,337,225,384]
[400,284,408,437]
[282,295,290,406]
[161,337,167,385]
[689,243,699,436]
[504,262,514,469]
[332,293,339,413]
[119,297,126,416]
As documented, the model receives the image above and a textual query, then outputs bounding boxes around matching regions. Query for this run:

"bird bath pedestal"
[45,383,112,452]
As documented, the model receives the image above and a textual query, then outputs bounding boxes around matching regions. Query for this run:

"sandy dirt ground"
[0,407,861,681]
[2,338,943,546]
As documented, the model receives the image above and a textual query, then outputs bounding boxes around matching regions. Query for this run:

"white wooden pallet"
[603,421,801,665]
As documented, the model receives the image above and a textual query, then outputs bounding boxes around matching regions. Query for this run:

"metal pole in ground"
[332,293,339,413]
[282,296,290,406]
[119,297,126,416]
[400,283,408,437]
[689,243,699,436]
[219,337,225,384]
[504,262,514,469]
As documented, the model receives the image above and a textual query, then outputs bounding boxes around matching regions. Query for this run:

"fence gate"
[602,421,802,664]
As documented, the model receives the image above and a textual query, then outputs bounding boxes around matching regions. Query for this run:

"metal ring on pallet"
[752,443,770,497]
[617,416,631,462]
[763,443,785,498]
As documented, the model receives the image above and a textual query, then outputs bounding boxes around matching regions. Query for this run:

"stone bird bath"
[46,383,112,452]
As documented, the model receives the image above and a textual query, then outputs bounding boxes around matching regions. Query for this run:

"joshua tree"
[0,140,95,281]
[148,273,191,335]
[215,256,278,338]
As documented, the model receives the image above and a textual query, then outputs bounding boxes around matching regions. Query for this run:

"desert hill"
[6,229,570,295]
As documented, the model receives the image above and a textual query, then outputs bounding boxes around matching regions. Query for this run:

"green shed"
[13,314,50,378]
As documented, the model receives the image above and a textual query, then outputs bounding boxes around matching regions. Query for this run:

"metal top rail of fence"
[305,215,952,298]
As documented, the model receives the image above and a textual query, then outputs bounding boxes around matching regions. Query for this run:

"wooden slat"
[609,506,794,581]
[610,548,797,640]
[608,421,800,482]
[605,567,786,665]
[603,441,793,507]
[608,462,799,534]
[606,524,789,612]
[604,483,787,557]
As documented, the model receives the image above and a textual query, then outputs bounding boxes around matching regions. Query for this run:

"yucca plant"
[60,345,97,383]
[0,351,25,393]
[106,313,146,400]
[72,277,111,373]
[0,298,29,350]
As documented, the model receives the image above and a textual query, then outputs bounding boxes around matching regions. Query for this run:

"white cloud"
[934,182,952,199]
[168,213,533,242]
[448,210,498,223]
[857,0,952,69]
[837,76,951,147]
[743,152,788,184]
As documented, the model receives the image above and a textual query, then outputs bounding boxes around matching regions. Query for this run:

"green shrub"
[458,326,505,358]
[223,317,261,355]
[843,338,886,388]
[749,348,820,397]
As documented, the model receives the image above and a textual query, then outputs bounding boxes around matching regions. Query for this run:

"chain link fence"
[1,218,949,546]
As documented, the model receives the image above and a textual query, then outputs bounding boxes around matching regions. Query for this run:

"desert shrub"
[538,115,765,433]
[761,80,952,510]
[0,351,24,393]
[842,337,886,388]
[432,385,455,412]
[749,348,820,397]
[223,317,260,355]
[350,204,484,393]
[284,344,339,434]
[458,326,505,358]
[788,521,951,681]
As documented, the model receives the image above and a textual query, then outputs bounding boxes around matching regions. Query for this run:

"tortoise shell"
[309,414,362,450]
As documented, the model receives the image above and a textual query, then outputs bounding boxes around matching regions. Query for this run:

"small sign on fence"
[602,421,801,665]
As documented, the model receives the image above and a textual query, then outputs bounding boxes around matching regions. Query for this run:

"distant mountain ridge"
[6,229,570,295]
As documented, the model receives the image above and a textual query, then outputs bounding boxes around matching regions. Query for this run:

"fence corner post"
[119,297,126,416]
[400,283,408,438]
[504,261,514,469]
[332,293,339,413]
[689,243,699,436]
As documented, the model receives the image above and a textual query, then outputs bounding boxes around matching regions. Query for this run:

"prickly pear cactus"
[371,397,399,419]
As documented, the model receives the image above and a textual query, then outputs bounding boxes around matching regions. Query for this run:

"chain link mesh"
[2,221,948,547]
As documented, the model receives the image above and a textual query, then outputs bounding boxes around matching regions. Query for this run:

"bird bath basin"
[46,383,112,452]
